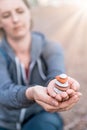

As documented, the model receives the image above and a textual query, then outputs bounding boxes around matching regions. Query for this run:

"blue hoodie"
[0,32,65,130]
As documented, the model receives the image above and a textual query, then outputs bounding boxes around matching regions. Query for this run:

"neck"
[7,32,31,54]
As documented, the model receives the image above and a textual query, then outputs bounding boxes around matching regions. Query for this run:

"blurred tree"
[28,0,38,6]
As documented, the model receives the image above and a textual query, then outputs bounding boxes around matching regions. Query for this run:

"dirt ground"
[32,4,87,130]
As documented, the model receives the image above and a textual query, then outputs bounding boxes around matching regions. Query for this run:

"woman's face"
[0,0,31,39]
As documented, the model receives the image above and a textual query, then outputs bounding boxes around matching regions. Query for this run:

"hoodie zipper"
[15,57,26,130]
[15,57,36,130]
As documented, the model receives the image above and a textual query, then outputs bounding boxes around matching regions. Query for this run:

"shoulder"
[32,31,45,39]
[31,31,45,45]
[42,37,64,55]
[31,31,64,55]
[31,31,62,48]
[31,31,46,53]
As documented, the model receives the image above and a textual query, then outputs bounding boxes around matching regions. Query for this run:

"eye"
[16,8,24,14]
[2,13,10,18]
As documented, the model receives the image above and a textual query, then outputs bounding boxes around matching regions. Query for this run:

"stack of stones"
[54,74,69,94]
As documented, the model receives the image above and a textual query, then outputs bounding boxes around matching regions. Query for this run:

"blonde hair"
[0,0,31,39]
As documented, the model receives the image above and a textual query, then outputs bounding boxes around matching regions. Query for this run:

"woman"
[0,0,82,130]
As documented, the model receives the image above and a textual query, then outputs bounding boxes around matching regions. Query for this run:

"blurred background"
[30,0,87,130]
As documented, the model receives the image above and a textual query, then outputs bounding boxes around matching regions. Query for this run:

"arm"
[25,38,82,112]
[0,47,62,111]
[41,38,82,111]
[25,80,82,113]
[42,39,65,85]
[0,38,65,110]
[0,54,33,109]
[47,77,82,100]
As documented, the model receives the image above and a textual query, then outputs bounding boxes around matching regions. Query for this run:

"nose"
[11,13,19,23]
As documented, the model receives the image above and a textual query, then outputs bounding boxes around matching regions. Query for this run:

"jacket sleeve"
[42,38,66,85]
[0,53,33,109]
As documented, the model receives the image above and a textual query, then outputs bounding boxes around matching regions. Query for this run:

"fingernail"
[78,93,82,96]
[74,95,78,99]
[52,93,56,97]
[52,100,58,106]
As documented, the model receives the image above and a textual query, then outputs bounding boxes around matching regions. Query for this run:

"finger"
[60,92,69,101]
[71,81,80,91]
[42,89,59,107]
[58,94,80,109]
[55,94,62,101]
[47,79,57,98]
[37,100,59,113]
[62,94,81,110]
[66,89,76,97]
[34,87,59,107]
[58,102,77,112]
[47,85,57,98]
[76,92,82,97]
[68,77,80,91]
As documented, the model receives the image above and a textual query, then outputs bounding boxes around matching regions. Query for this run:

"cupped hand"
[26,85,60,112]
[56,91,81,111]
[47,77,82,102]
[26,84,82,113]
[47,79,69,101]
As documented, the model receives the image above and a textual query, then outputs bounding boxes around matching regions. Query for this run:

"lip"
[14,25,23,30]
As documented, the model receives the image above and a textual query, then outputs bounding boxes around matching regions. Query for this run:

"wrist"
[25,87,34,101]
